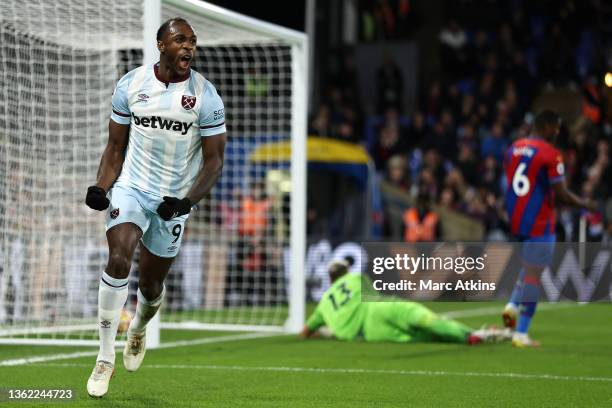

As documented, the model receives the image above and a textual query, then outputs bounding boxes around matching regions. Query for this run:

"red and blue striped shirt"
[504,137,565,237]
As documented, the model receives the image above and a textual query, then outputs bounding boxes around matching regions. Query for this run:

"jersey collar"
[154,63,190,87]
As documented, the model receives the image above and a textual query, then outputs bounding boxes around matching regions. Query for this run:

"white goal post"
[0,0,307,347]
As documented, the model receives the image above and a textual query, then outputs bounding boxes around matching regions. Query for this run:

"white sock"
[96,271,129,364]
[505,302,518,311]
[513,332,529,341]
[128,286,165,335]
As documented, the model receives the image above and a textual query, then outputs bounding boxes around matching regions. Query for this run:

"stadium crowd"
[308,0,611,242]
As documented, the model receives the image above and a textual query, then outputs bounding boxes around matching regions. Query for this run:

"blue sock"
[509,268,526,307]
[517,277,540,334]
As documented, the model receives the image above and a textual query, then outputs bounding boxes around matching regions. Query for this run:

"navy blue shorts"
[516,234,556,267]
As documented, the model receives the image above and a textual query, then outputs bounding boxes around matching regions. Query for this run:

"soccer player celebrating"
[301,260,509,345]
[502,110,594,347]
[84,18,226,397]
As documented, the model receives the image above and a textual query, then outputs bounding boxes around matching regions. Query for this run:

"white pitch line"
[0,351,101,367]
[155,332,275,350]
[0,333,276,367]
[30,363,612,383]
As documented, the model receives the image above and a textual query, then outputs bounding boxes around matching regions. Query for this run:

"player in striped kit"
[84,18,226,397]
[502,110,593,347]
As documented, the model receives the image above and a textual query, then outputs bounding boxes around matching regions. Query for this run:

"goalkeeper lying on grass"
[300,260,509,345]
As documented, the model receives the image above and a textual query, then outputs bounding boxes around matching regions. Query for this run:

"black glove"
[86,186,109,211]
[157,196,192,221]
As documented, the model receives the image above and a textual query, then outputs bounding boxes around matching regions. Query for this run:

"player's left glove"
[156,196,192,221]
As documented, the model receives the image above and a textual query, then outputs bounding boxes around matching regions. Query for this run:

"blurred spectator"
[459,93,476,124]
[423,117,456,161]
[481,122,508,162]
[239,182,270,239]
[581,77,603,124]
[477,73,498,120]
[309,104,331,136]
[373,123,404,170]
[385,155,410,191]
[587,139,611,199]
[478,155,502,195]
[482,189,508,238]
[461,188,487,221]
[443,169,468,204]
[382,107,408,133]
[417,168,439,202]
[422,149,445,189]
[439,187,458,211]
[456,142,479,186]
[316,84,363,143]
[458,124,478,151]
[403,192,440,242]
[334,120,360,144]
[406,110,428,148]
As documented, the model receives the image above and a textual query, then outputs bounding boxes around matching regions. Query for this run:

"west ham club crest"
[181,95,196,110]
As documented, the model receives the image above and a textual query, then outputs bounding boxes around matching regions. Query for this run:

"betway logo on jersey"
[512,146,535,157]
[132,113,193,135]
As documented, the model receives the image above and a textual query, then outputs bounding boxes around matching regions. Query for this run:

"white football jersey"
[110,63,226,197]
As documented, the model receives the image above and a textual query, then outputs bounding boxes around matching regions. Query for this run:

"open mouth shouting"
[178,53,192,71]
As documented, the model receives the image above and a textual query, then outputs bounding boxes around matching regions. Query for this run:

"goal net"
[0,0,307,346]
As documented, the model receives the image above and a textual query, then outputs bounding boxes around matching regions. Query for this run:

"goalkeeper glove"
[157,196,192,221]
[85,186,109,211]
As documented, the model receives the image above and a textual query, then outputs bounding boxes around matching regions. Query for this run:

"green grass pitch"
[1,302,611,407]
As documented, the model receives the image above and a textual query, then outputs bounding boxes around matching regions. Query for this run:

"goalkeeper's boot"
[502,303,518,330]
[123,330,146,372]
[87,360,115,398]
[467,326,512,345]
[512,332,540,348]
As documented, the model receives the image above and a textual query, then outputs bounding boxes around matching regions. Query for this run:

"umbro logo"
[136,93,150,103]
[100,320,111,328]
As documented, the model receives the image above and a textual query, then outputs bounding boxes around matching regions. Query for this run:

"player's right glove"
[86,186,110,211]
